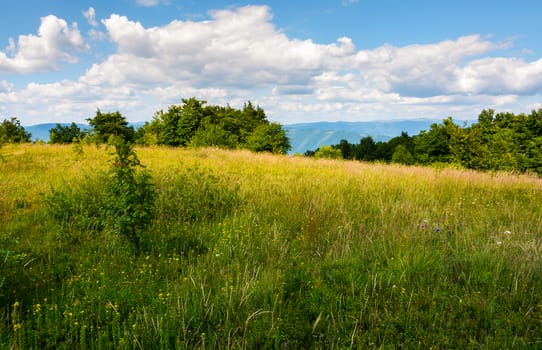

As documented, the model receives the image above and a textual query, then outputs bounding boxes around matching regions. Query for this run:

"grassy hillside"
[1,144,542,348]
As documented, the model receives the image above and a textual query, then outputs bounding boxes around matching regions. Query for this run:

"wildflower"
[12,301,20,308]
[33,303,41,314]
[13,323,23,331]
[504,230,512,235]
[496,241,503,246]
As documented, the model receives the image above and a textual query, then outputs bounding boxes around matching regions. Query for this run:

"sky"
[1,0,541,125]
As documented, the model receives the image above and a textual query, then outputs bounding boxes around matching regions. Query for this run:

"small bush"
[45,139,156,252]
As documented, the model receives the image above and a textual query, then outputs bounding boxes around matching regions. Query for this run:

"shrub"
[45,139,156,252]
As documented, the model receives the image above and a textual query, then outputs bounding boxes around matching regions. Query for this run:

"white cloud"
[1,5,542,125]
[456,57,542,95]
[83,7,98,27]
[353,35,498,96]
[135,0,167,7]
[0,15,88,73]
[0,80,13,93]
[83,7,106,41]
[93,6,355,90]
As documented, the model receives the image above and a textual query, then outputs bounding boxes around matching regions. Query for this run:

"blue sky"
[1,0,541,125]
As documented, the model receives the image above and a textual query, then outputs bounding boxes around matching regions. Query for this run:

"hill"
[25,122,145,142]
[1,144,541,348]
[25,123,90,141]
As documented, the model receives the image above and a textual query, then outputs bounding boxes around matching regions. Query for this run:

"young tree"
[106,138,155,252]
[0,117,32,143]
[87,110,135,143]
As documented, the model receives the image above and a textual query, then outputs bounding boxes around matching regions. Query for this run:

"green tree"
[391,144,415,165]
[189,118,239,149]
[177,98,206,146]
[246,122,291,154]
[413,117,457,164]
[87,110,134,143]
[155,107,181,146]
[314,145,342,159]
[49,123,84,144]
[0,117,31,144]
[337,139,356,160]
[135,118,162,146]
[356,136,377,161]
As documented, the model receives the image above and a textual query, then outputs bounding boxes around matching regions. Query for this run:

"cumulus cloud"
[91,6,355,90]
[0,15,88,73]
[456,57,542,95]
[2,5,542,125]
[353,35,497,96]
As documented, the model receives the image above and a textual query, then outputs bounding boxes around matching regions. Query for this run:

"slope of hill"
[1,144,541,348]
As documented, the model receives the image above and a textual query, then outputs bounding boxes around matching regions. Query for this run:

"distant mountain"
[25,122,144,142]
[25,123,89,142]
[284,119,457,154]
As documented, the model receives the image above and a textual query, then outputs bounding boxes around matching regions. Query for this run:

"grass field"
[1,143,542,349]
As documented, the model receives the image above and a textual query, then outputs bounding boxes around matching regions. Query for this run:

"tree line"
[1,98,291,154]
[3,103,542,174]
[306,108,542,175]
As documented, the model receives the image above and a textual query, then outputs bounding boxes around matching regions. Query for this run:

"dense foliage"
[134,98,291,154]
[86,110,136,143]
[49,123,86,144]
[308,108,542,174]
[0,117,31,144]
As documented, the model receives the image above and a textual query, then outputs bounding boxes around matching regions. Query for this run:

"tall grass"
[1,143,541,348]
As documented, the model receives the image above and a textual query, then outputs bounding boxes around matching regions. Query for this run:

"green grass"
[1,143,542,349]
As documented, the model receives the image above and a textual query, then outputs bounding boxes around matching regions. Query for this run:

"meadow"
[1,143,542,349]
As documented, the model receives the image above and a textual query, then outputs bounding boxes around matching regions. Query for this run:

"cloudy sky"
[1,0,541,125]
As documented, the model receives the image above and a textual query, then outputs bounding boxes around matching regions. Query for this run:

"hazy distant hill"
[25,122,144,142]
[25,119,461,155]
[25,123,89,142]
[284,120,450,154]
